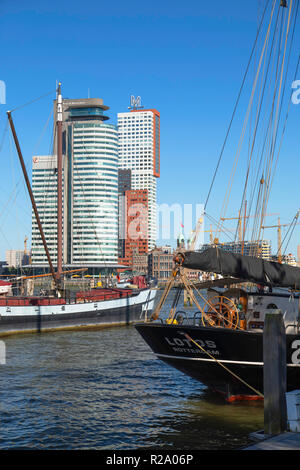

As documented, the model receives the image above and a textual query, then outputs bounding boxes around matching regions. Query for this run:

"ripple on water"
[0,292,264,449]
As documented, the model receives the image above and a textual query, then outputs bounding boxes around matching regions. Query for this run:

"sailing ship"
[135,0,300,401]
[0,84,156,336]
[136,248,300,401]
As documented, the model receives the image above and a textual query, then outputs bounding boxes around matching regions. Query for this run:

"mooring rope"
[183,332,264,398]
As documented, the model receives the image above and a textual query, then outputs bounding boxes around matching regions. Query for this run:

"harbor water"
[0,289,263,450]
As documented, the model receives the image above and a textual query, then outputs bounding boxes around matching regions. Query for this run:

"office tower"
[31,155,60,265]
[118,168,132,194]
[117,107,160,251]
[118,169,131,259]
[32,97,119,266]
[5,249,29,268]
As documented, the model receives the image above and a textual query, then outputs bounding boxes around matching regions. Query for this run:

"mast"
[277,218,282,264]
[7,111,58,288]
[56,83,63,282]
[241,200,247,255]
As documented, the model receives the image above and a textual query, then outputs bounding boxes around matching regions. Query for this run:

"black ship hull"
[135,323,300,401]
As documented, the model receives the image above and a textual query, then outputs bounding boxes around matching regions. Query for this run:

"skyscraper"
[117,107,160,250]
[31,154,60,265]
[118,169,132,259]
[32,97,119,267]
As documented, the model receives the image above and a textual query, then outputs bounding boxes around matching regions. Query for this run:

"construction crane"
[189,208,278,252]
[24,236,28,255]
[220,212,279,242]
[220,211,245,243]
[262,214,300,263]
[189,217,204,250]
[189,219,240,250]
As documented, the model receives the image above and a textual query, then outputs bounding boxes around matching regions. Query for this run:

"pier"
[244,311,300,450]
[245,432,300,450]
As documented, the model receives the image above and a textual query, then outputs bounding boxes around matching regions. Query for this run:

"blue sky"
[0,0,299,260]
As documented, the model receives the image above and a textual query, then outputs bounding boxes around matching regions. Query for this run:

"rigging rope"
[9,89,57,113]
[234,4,281,244]
[216,0,277,241]
[204,0,271,212]
[254,0,295,250]
[212,0,298,258]
[247,4,287,251]
[183,332,264,399]
[280,211,300,257]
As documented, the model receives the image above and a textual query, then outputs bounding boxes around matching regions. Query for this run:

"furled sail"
[181,247,300,289]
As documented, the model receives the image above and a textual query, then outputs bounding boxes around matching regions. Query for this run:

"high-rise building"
[5,249,29,268]
[200,240,271,260]
[31,155,60,265]
[118,168,132,194]
[118,169,131,259]
[118,189,148,267]
[32,97,119,267]
[117,108,160,250]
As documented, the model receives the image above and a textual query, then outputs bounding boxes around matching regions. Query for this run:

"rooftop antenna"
[128,95,143,110]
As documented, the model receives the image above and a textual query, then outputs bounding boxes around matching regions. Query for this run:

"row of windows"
[118,142,152,146]
[73,144,118,150]
[72,222,118,229]
[73,234,117,239]
[73,156,118,163]
[32,169,58,173]
[74,123,117,130]
[74,148,118,153]
[73,132,117,137]
[73,197,118,202]
[74,160,117,166]
[73,247,118,252]
[73,137,118,142]
[118,116,153,120]
[118,131,153,135]
[73,174,117,181]
[73,178,117,184]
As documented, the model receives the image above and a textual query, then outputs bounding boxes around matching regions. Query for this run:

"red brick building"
[118,189,148,267]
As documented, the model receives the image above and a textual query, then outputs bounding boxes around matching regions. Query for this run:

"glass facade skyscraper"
[31,154,61,265]
[32,98,119,267]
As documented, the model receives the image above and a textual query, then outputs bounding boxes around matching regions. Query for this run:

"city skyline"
[0,0,299,261]
[0,84,299,264]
